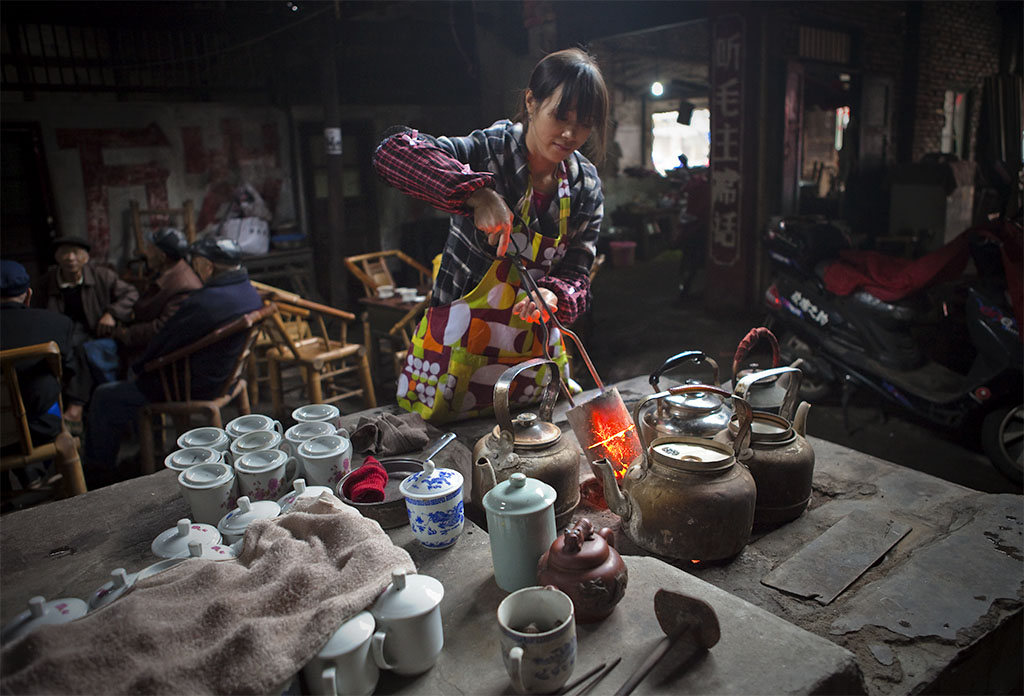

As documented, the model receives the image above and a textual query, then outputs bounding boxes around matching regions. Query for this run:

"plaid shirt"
[372,120,602,325]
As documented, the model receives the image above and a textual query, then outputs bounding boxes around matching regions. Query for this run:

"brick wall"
[913,1,1001,161]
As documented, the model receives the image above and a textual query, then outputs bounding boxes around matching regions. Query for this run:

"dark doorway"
[1,122,59,282]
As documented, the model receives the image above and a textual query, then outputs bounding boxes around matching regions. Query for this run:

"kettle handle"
[648,351,721,392]
[733,365,803,421]
[731,327,781,381]
[633,385,752,457]
[493,358,561,442]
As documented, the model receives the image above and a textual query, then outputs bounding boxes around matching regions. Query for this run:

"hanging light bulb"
[650,81,664,97]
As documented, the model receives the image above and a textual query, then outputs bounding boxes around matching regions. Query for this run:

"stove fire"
[566,387,643,480]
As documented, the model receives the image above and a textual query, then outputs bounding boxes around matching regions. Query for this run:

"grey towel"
[351,411,437,456]
[0,494,415,695]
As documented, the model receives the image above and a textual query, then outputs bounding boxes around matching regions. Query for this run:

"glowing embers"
[566,387,642,480]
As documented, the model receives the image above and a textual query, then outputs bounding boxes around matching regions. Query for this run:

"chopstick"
[564,657,622,696]
[558,662,606,695]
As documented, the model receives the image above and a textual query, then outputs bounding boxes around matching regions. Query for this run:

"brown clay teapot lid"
[544,519,614,571]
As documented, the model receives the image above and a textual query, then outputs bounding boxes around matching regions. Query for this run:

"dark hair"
[515,47,610,165]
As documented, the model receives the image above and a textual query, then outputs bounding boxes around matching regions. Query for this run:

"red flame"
[585,416,642,479]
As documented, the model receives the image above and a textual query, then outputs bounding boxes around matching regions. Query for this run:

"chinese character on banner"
[710,14,745,267]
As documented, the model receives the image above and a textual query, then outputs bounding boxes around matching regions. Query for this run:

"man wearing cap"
[114,228,202,361]
[0,260,76,446]
[34,235,139,429]
[83,237,262,486]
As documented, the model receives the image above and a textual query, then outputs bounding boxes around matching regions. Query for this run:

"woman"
[373,47,609,423]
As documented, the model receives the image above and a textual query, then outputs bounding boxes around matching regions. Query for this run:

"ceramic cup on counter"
[399,460,464,549]
[370,569,444,676]
[296,435,353,488]
[228,429,287,466]
[234,449,296,501]
[396,287,418,303]
[177,462,237,525]
[225,413,283,442]
[291,403,346,431]
[497,586,576,695]
[176,427,230,455]
[376,284,395,300]
[217,496,281,544]
[163,446,224,473]
[283,420,340,458]
[303,611,379,696]
[1,596,89,645]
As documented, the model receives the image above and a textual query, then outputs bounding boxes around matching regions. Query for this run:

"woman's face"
[525,85,593,168]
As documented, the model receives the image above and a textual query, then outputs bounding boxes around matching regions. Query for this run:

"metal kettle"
[472,358,581,531]
[720,366,815,527]
[729,327,790,414]
[637,350,733,443]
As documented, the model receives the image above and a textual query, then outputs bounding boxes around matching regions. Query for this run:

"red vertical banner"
[709,13,745,267]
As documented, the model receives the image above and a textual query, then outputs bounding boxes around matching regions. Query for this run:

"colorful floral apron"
[397,166,573,423]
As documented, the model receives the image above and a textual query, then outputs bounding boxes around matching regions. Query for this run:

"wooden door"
[781,61,804,215]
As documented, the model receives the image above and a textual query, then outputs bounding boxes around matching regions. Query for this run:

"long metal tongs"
[500,210,607,407]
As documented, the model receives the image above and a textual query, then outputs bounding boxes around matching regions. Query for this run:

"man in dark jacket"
[114,227,202,364]
[34,235,139,429]
[83,238,263,486]
[0,260,76,445]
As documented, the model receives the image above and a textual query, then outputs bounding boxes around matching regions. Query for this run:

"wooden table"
[357,293,429,388]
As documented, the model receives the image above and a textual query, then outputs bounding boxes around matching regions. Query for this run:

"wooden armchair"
[137,304,277,474]
[344,249,432,297]
[125,200,197,289]
[1,342,86,504]
[257,286,377,417]
[247,282,313,405]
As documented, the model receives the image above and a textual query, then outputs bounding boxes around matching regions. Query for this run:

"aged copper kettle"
[472,358,581,530]
[595,386,756,563]
[637,350,733,443]
[719,366,815,527]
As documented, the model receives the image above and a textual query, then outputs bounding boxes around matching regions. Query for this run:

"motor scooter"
[762,216,1023,483]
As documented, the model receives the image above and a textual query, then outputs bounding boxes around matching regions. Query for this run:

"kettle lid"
[483,472,556,515]
[495,412,562,449]
[664,383,726,416]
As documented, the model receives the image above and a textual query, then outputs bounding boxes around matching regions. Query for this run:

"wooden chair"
[344,249,432,298]
[137,304,277,474]
[247,282,313,405]
[1,342,87,503]
[258,286,377,418]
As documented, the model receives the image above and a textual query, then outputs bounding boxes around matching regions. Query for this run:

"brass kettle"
[472,358,581,531]
[595,386,756,563]
[637,350,733,443]
[719,366,815,527]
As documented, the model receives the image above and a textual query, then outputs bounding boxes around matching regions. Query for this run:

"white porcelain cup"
[176,427,230,454]
[284,420,341,458]
[497,586,577,695]
[297,435,353,488]
[291,404,345,431]
[234,449,297,501]
[397,287,418,303]
[225,413,283,442]
[399,461,464,550]
[376,284,395,299]
[163,446,224,472]
[303,611,379,696]
[177,462,237,525]
[229,429,286,465]
[370,570,444,676]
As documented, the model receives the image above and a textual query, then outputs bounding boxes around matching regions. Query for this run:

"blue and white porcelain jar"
[399,460,465,549]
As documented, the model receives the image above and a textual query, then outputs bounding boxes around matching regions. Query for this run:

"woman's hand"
[513,287,557,323]
[467,188,513,255]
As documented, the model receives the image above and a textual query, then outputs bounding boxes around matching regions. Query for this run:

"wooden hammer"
[613,589,721,696]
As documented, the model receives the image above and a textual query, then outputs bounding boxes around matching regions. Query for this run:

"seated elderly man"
[114,227,202,364]
[83,237,262,487]
[0,260,78,493]
[34,235,139,432]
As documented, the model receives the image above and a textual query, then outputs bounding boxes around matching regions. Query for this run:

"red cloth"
[822,222,1022,335]
[342,457,388,503]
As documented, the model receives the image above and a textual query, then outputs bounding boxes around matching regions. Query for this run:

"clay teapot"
[537,518,627,623]
[719,366,815,527]
[637,350,733,443]
[472,358,581,531]
[595,386,757,563]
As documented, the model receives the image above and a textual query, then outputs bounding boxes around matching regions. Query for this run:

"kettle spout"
[593,458,632,521]
[473,457,498,497]
[793,401,811,437]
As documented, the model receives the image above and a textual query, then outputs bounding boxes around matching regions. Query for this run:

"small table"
[357,292,430,388]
